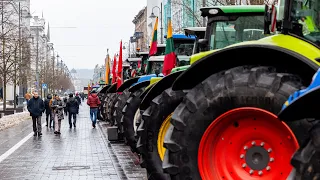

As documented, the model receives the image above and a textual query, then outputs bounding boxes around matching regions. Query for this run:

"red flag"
[138,60,141,69]
[162,19,176,75]
[117,41,123,89]
[112,54,117,83]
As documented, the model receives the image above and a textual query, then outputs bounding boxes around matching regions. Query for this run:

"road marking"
[0,122,46,163]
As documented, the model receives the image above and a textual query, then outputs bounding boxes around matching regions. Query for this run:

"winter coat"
[75,96,81,104]
[63,98,68,109]
[44,95,52,115]
[51,99,64,120]
[27,97,45,117]
[87,93,101,108]
[67,97,79,114]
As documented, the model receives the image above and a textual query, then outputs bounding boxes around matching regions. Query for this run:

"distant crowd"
[25,90,100,137]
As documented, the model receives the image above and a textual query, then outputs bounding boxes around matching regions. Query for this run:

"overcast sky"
[30,0,146,69]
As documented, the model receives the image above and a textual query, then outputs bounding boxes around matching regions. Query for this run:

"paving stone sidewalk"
[0,103,147,180]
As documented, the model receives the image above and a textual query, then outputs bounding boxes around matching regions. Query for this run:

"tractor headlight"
[209,9,219,15]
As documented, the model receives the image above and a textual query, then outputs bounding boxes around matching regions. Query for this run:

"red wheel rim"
[198,107,299,180]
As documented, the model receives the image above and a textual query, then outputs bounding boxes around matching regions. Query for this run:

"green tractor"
[159,1,319,180]
[134,5,269,179]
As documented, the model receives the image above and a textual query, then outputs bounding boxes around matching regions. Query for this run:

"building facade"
[132,7,148,52]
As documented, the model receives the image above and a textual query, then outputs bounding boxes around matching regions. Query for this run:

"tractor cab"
[199,5,266,51]
[164,34,197,66]
[184,27,206,54]
[265,0,319,47]
[135,51,149,75]
[123,60,130,80]
[147,44,166,75]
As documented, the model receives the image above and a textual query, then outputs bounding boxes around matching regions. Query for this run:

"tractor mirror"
[198,39,208,51]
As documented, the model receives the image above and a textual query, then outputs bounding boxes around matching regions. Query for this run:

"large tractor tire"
[113,89,130,140]
[106,93,119,126]
[163,66,315,180]
[122,88,145,153]
[137,88,185,180]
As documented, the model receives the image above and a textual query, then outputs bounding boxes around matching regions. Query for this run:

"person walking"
[44,94,52,127]
[49,94,56,129]
[66,93,79,128]
[87,90,101,128]
[24,92,32,104]
[27,92,45,137]
[75,93,81,105]
[63,97,68,116]
[51,95,64,134]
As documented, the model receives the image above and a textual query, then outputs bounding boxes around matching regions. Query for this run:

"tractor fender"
[278,86,320,121]
[140,71,184,110]
[172,45,319,91]
[279,68,320,121]
[128,81,150,93]
[139,83,156,101]
[106,83,117,93]
[98,84,111,94]
[116,77,139,92]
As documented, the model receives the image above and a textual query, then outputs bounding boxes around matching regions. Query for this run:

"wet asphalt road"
[0,103,147,180]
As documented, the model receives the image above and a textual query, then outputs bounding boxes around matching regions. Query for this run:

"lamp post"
[122,42,130,58]
[149,3,163,44]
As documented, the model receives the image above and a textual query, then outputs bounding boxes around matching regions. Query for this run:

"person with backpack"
[66,93,79,128]
[87,90,101,128]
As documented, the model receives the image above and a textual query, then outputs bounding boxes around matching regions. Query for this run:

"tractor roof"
[200,5,265,17]
[127,57,142,62]
[184,27,206,38]
[164,34,196,40]
[158,44,166,47]
[136,51,149,55]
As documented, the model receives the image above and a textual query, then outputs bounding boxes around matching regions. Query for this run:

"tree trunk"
[3,75,6,111]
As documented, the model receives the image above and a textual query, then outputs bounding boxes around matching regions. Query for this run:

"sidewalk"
[0,104,146,180]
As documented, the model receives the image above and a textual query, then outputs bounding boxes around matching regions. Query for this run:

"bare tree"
[0,1,21,110]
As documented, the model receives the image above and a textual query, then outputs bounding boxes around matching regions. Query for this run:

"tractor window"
[173,40,195,56]
[154,46,166,56]
[147,61,163,74]
[292,0,320,46]
[209,16,265,50]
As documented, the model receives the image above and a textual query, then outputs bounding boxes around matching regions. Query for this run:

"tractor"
[134,5,268,179]
[106,35,196,143]
[158,0,320,179]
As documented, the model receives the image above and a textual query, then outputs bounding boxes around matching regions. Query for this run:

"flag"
[105,54,111,84]
[149,17,158,56]
[117,40,123,89]
[162,19,176,75]
[88,83,91,94]
[112,54,117,83]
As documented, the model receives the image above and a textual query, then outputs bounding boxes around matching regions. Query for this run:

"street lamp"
[149,3,163,44]
[122,42,131,58]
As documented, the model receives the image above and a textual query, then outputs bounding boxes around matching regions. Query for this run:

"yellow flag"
[105,55,111,84]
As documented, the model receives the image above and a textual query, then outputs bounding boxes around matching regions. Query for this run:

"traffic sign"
[42,83,47,89]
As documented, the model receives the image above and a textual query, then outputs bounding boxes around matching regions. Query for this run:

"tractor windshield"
[173,39,195,56]
[209,15,265,50]
[154,46,166,56]
[147,61,163,74]
[291,0,320,46]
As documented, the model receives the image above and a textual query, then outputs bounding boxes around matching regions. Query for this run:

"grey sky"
[30,0,146,69]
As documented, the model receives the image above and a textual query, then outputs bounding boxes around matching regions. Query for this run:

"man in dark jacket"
[67,93,79,128]
[44,94,52,127]
[87,90,101,128]
[27,92,45,136]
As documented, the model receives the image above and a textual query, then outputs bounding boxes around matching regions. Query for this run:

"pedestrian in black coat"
[44,94,53,127]
[27,92,45,137]
[66,93,79,128]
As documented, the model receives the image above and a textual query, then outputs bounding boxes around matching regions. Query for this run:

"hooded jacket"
[67,97,79,114]
[87,93,101,108]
